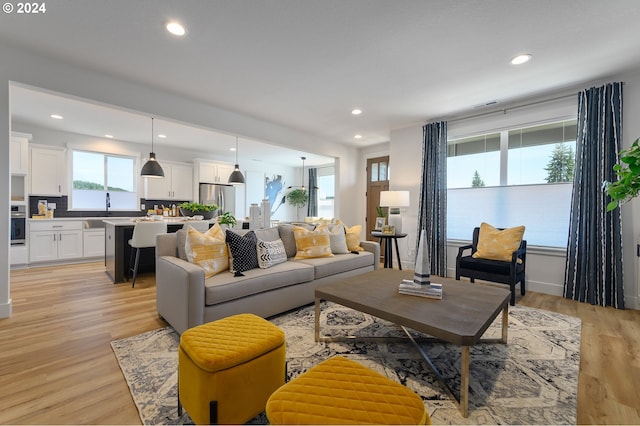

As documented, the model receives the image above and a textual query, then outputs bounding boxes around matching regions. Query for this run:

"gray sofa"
[155,224,380,334]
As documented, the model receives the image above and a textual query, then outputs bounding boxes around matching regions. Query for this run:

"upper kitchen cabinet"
[196,159,234,184]
[30,145,67,196]
[144,161,193,201]
[10,132,30,175]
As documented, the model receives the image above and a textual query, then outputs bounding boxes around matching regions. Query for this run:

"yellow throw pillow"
[472,222,525,262]
[345,225,364,252]
[293,226,333,259]
[184,223,229,277]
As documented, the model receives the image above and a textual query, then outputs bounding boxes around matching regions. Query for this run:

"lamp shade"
[228,165,245,183]
[379,190,410,207]
[141,152,165,178]
[228,136,245,184]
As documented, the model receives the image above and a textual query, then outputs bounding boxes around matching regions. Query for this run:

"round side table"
[371,231,407,269]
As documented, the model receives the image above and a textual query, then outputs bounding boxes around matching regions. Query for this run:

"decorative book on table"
[397,229,442,299]
[399,279,443,299]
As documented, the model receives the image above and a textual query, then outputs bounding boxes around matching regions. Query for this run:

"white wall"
[389,73,640,310]
[0,41,363,318]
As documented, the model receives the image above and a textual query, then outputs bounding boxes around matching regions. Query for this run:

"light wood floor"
[1,262,639,424]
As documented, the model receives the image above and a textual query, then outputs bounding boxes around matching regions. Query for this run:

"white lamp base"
[387,214,402,234]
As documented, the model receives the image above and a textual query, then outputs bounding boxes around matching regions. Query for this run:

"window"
[70,150,138,211]
[447,120,577,247]
[316,166,335,218]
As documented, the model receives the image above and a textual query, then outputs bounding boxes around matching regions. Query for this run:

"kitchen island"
[104,218,210,284]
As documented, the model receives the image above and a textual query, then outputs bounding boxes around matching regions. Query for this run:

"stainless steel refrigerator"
[199,183,236,216]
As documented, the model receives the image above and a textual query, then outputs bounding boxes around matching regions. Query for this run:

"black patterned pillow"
[256,238,287,269]
[225,230,259,275]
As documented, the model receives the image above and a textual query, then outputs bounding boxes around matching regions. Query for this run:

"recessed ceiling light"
[166,21,186,36]
[354,134,362,139]
[50,114,63,119]
[230,147,237,151]
[157,134,167,139]
[511,54,532,65]
[351,109,362,115]
[104,134,114,138]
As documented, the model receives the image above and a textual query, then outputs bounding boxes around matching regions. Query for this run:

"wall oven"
[11,205,26,246]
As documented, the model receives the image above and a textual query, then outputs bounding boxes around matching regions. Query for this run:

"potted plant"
[179,202,218,219]
[286,188,308,209]
[217,211,237,228]
[605,138,640,211]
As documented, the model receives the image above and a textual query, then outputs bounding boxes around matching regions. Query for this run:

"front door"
[366,156,389,242]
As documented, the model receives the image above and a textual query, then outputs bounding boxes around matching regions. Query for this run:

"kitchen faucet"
[106,192,111,216]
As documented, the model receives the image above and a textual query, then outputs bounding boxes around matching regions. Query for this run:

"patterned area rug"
[111,302,580,425]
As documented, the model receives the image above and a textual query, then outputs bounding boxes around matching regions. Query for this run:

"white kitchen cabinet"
[10,134,30,175]
[197,160,234,184]
[29,221,83,263]
[145,162,193,200]
[30,145,66,196]
[83,229,105,258]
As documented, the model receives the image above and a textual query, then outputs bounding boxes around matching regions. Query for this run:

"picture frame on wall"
[382,225,395,235]
[374,217,386,231]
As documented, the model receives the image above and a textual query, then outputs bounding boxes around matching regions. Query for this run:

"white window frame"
[67,146,141,211]
[446,105,579,248]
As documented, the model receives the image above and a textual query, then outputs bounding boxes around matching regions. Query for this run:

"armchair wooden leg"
[521,280,526,295]
[510,285,516,306]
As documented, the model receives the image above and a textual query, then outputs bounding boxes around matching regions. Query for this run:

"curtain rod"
[439,81,625,124]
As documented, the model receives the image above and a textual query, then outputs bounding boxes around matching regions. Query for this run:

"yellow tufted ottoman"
[266,356,430,425]
[178,313,286,424]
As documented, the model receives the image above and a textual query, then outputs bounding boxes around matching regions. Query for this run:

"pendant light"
[287,156,307,189]
[228,136,245,183]
[140,117,165,178]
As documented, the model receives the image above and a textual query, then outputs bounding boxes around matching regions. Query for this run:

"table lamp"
[379,190,410,234]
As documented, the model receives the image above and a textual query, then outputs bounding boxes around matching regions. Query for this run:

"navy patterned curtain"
[417,121,447,276]
[564,82,625,308]
[307,168,318,217]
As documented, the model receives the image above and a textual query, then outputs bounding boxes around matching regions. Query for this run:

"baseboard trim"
[0,299,12,318]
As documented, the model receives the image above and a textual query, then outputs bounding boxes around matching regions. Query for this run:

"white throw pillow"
[256,238,288,268]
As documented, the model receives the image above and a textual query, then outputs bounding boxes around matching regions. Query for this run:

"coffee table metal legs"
[314,298,509,418]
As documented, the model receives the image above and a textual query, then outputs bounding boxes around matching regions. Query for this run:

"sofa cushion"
[344,224,364,252]
[184,224,229,278]
[296,251,375,279]
[293,226,333,260]
[317,223,350,254]
[459,255,525,275]
[204,261,315,306]
[226,229,259,273]
[277,224,298,259]
[257,239,288,269]
[255,226,280,242]
[472,222,525,262]
[175,229,188,260]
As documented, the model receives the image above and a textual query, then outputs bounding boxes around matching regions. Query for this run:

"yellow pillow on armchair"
[472,222,525,262]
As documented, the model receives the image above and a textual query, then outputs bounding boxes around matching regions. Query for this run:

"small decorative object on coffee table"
[382,224,395,235]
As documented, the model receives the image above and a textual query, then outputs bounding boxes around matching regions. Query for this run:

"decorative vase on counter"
[261,199,271,229]
[249,203,260,230]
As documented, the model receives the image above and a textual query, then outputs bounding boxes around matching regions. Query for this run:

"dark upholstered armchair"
[455,227,527,306]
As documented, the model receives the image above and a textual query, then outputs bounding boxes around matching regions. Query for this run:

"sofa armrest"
[360,240,381,270]
[156,255,206,334]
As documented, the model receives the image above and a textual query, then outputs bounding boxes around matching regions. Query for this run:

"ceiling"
[3,0,640,162]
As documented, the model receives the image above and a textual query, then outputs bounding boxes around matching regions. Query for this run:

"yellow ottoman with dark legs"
[266,356,429,425]
[178,313,286,425]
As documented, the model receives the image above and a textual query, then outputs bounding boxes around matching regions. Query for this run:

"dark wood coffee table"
[314,268,511,418]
